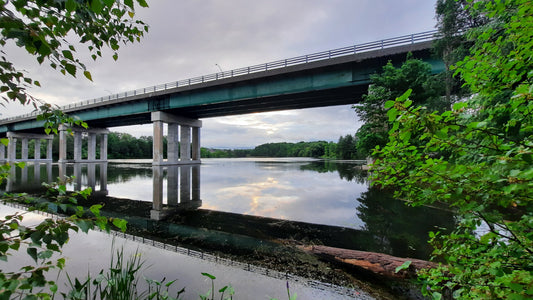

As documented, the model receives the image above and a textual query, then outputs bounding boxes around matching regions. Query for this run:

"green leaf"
[64,63,77,77]
[112,218,128,232]
[403,99,412,108]
[89,204,102,217]
[65,0,77,12]
[27,247,38,262]
[37,249,53,259]
[201,272,216,280]
[387,107,399,122]
[62,50,74,61]
[397,89,412,101]
[74,220,92,233]
[137,0,149,7]
[453,102,467,110]
[395,260,412,273]
[91,0,104,13]
[124,0,134,9]
[83,70,93,81]
[384,100,395,109]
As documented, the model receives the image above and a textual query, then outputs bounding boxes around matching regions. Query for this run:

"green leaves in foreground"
[371,0,533,298]
[0,0,149,107]
[0,175,129,299]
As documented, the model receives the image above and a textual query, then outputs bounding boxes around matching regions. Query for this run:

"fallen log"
[299,245,436,279]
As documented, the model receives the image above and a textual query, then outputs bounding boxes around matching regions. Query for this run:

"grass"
[61,241,294,300]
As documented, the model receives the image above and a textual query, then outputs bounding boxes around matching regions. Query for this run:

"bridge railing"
[1,30,437,123]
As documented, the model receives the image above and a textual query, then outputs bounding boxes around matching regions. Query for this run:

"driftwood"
[299,245,436,279]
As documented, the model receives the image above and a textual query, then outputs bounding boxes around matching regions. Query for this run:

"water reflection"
[5,162,53,193]
[0,159,457,259]
[151,165,202,220]
[357,186,455,258]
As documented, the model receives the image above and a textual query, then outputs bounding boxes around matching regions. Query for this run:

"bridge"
[0,30,443,165]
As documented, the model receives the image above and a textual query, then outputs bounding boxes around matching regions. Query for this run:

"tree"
[372,0,532,298]
[354,57,444,158]
[336,134,358,160]
[433,0,486,106]
[0,1,148,298]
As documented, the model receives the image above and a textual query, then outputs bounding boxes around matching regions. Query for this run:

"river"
[1,158,456,299]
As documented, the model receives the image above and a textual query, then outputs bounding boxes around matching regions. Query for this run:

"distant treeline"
[202,135,363,159]
[28,132,363,160]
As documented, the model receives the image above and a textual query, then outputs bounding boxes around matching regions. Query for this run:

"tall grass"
[62,243,183,300]
[61,243,294,300]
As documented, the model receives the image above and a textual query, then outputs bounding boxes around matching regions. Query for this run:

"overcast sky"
[3,0,438,148]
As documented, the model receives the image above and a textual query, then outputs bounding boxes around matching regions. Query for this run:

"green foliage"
[395,260,412,273]
[107,132,153,159]
[201,140,351,159]
[354,57,446,158]
[0,1,148,298]
[336,134,360,160]
[199,272,234,300]
[0,175,130,298]
[434,0,487,104]
[36,103,88,136]
[0,0,148,106]
[63,245,185,300]
[372,0,533,298]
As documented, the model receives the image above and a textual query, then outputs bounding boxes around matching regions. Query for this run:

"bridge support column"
[100,134,108,161]
[21,138,28,160]
[74,132,82,161]
[47,140,53,161]
[6,132,53,162]
[59,125,109,163]
[7,136,16,162]
[0,144,5,161]
[88,133,96,161]
[34,139,41,161]
[153,120,164,165]
[192,127,201,161]
[180,125,191,163]
[151,111,202,166]
[59,127,68,163]
[167,123,179,163]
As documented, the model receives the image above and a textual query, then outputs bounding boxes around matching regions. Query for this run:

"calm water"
[1,158,456,259]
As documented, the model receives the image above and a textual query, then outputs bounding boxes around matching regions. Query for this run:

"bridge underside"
[83,85,365,128]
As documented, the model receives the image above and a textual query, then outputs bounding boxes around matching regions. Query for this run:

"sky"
[2,0,438,148]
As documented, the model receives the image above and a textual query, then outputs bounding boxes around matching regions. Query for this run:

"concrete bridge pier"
[4,132,53,162]
[59,125,110,163]
[151,111,202,166]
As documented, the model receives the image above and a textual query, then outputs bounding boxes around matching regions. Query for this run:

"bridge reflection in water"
[151,165,202,220]
[5,162,204,221]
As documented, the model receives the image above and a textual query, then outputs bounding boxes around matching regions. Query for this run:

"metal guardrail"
[1,30,437,123]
